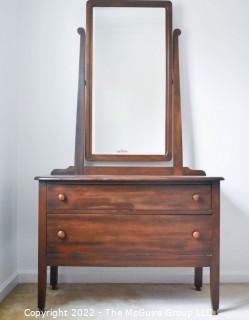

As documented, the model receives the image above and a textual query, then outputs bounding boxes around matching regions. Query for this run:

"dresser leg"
[50,266,58,290]
[194,267,203,291]
[38,263,47,311]
[210,264,219,315]
[38,182,47,312]
[210,181,220,315]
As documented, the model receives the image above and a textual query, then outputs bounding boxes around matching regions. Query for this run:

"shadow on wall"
[220,193,249,281]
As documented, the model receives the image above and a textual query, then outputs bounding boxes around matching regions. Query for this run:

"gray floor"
[0,284,249,319]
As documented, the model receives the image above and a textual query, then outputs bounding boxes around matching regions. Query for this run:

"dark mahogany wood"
[47,184,212,211]
[38,182,47,311]
[173,29,183,167]
[74,28,86,174]
[210,182,220,314]
[52,166,206,176]
[47,255,212,268]
[36,175,222,182]
[36,0,223,315]
[194,267,203,291]
[37,178,222,312]
[50,266,58,290]
[47,214,212,259]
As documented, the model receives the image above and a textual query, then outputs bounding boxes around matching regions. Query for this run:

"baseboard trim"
[18,268,249,284]
[0,272,18,302]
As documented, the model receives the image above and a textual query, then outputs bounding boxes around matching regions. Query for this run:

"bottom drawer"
[47,214,212,266]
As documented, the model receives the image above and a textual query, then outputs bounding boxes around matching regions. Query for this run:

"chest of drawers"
[35,0,224,315]
[36,175,222,314]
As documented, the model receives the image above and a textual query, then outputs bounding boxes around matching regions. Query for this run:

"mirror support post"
[74,27,86,174]
[173,29,183,168]
[50,28,86,176]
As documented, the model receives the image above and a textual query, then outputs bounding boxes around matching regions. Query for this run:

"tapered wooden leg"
[38,262,47,311]
[194,267,203,291]
[210,263,219,315]
[50,266,58,290]
[210,182,220,315]
[38,182,47,311]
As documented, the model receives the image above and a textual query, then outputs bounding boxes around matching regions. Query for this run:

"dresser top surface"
[35,175,224,183]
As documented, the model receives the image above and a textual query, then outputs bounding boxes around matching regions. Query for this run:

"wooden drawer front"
[47,214,212,263]
[47,184,211,211]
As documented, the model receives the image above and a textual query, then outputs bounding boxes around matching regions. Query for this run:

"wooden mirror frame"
[85,0,173,161]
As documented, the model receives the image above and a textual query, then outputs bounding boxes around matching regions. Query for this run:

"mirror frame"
[85,0,173,161]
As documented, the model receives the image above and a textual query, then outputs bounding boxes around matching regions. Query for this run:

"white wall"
[0,0,18,300]
[177,0,249,280]
[16,0,83,280]
[1,0,248,286]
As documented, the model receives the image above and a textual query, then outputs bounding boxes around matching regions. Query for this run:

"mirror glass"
[92,7,166,156]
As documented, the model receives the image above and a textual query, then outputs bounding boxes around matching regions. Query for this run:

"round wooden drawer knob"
[57,230,67,240]
[192,231,201,239]
[192,194,200,201]
[58,193,66,201]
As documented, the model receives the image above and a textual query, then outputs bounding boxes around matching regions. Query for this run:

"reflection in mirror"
[92,7,166,155]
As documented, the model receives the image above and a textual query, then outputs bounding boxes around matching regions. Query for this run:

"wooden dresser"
[36,175,223,314]
[36,0,224,315]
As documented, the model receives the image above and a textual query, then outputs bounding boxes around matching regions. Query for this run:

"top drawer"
[47,184,211,211]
